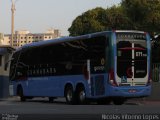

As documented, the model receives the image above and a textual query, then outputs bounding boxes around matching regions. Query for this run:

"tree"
[121,0,160,33]
[68,6,131,36]
[105,6,131,30]
[68,0,160,36]
[68,7,106,36]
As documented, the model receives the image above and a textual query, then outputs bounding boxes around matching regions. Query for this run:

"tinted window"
[16,36,108,78]
[117,33,147,78]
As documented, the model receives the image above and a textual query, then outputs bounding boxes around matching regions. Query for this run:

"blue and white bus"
[9,30,151,105]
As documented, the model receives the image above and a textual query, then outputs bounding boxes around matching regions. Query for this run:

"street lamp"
[11,0,18,47]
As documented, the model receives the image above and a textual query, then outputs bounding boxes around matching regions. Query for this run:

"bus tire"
[65,85,75,104]
[49,97,55,103]
[97,98,111,105]
[17,87,26,102]
[76,86,86,104]
[112,97,125,105]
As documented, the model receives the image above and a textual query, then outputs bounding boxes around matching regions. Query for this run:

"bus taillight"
[109,69,118,86]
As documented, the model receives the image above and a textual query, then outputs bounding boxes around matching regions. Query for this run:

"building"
[3,29,61,48]
[0,33,5,45]
[0,46,15,98]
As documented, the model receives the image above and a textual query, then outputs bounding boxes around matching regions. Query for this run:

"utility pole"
[11,0,16,47]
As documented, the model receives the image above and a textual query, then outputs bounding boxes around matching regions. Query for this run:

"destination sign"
[117,33,146,40]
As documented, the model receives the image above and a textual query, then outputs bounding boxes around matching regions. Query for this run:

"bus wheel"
[18,87,26,102]
[65,86,75,104]
[97,98,111,105]
[49,97,55,103]
[112,97,125,105]
[77,86,86,104]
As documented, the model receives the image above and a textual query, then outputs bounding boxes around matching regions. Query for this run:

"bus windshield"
[116,33,147,80]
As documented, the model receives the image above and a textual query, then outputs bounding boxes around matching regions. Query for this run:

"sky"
[0,0,121,36]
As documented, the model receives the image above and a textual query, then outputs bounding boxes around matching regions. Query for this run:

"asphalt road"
[0,97,160,120]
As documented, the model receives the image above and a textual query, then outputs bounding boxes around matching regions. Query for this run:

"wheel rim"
[79,90,85,102]
[67,90,73,102]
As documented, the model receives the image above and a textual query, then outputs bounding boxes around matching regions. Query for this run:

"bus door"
[116,39,148,86]
[85,59,106,97]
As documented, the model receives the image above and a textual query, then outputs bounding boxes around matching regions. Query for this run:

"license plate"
[128,89,137,93]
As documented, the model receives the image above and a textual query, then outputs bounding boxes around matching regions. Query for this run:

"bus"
[9,30,151,105]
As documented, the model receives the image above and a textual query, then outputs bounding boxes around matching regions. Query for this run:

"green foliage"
[105,6,131,30]
[68,6,132,36]
[68,0,160,36]
[68,7,106,36]
[121,0,160,32]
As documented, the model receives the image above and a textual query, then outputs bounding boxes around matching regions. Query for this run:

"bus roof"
[16,31,111,52]
[115,30,146,34]
[16,30,146,52]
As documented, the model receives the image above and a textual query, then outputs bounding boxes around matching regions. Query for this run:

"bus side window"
[49,67,52,75]
[105,37,109,72]
[0,55,2,66]
[31,65,34,77]
[39,66,41,76]
[15,62,28,79]
[30,66,33,76]
[36,65,39,75]
[28,66,31,76]
[43,65,45,76]
[34,65,37,76]
[45,65,48,75]
[4,54,9,71]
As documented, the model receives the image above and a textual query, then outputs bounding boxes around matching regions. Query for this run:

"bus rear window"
[116,32,147,78]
